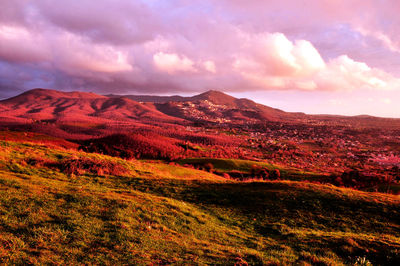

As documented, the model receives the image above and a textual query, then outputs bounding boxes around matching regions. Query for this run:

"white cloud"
[316,55,400,91]
[203,60,216,73]
[153,52,196,74]
[231,31,400,92]
[232,32,327,89]
[53,32,133,73]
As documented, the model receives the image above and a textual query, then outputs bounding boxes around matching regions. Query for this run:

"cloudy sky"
[1,0,400,117]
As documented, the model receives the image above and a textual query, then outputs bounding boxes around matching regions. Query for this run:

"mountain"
[189,90,237,104]
[1,88,302,126]
[111,90,305,124]
[155,90,306,123]
[1,88,399,128]
[0,88,182,124]
[108,90,253,106]
[107,90,237,104]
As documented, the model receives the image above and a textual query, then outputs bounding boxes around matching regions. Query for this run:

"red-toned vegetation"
[25,156,128,176]
[79,133,185,161]
[1,88,400,194]
[0,130,78,149]
[54,157,128,176]
[78,126,245,160]
[250,165,281,180]
[332,169,398,193]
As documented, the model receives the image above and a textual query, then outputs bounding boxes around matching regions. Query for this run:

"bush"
[51,157,128,176]
[222,173,231,179]
[270,169,281,180]
[204,163,214,172]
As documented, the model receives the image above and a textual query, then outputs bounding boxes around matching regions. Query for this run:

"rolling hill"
[1,88,400,128]
[0,89,399,264]
[0,89,306,126]
[112,90,305,123]
[0,88,182,125]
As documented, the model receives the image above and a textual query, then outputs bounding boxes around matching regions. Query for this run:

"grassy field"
[0,140,399,265]
[178,158,325,180]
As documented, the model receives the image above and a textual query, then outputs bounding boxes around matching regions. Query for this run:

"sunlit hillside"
[0,138,399,265]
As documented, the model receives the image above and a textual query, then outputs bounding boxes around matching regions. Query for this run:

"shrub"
[250,165,271,179]
[51,157,128,176]
[222,173,231,179]
[270,169,281,180]
[204,162,214,172]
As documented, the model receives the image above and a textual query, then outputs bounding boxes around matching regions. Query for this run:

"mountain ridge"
[1,88,295,124]
[107,90,236,103]
[0,88,182,124]
[107,89,298,123]
[1,88,400,128]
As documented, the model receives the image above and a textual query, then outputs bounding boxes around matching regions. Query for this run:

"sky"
[0,0,399,117]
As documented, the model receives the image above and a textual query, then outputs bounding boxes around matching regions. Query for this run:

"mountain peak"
[191,90,236,105]
[196,90,231,97]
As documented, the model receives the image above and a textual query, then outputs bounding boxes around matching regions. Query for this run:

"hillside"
[110,90,400,127]
[0,89,305,126]
[0,89,182,125]
[108,90,302,123]
[107,90,241,104]
[153,90,301,123]
[2,88,400,128]
[0,138,399,264]
[0,88,296,126]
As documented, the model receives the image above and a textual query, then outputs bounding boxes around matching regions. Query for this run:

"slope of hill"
[0,89,306,126]
[107,90,303,123]
[154,90,304,123]
[108,90,240,104]
[2,88,400,128]
[108,90,400,127]
[0,139,399,265]
[0,88,182,125]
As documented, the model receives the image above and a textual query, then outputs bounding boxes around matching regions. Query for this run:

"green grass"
[178,157,325,180]
[0,140,399,265]
[179,158,275,172]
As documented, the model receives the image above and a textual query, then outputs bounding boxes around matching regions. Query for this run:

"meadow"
[0,136,399,265]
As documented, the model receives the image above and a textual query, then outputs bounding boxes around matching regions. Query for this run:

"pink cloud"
[0,0,400,101]
[0,25,50,63]
[51,32,133,74]
[233,32,325,78]
[230,31,400,92]
[153,52,196,74]
[36,0,161,45]
[203,60,216,73]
